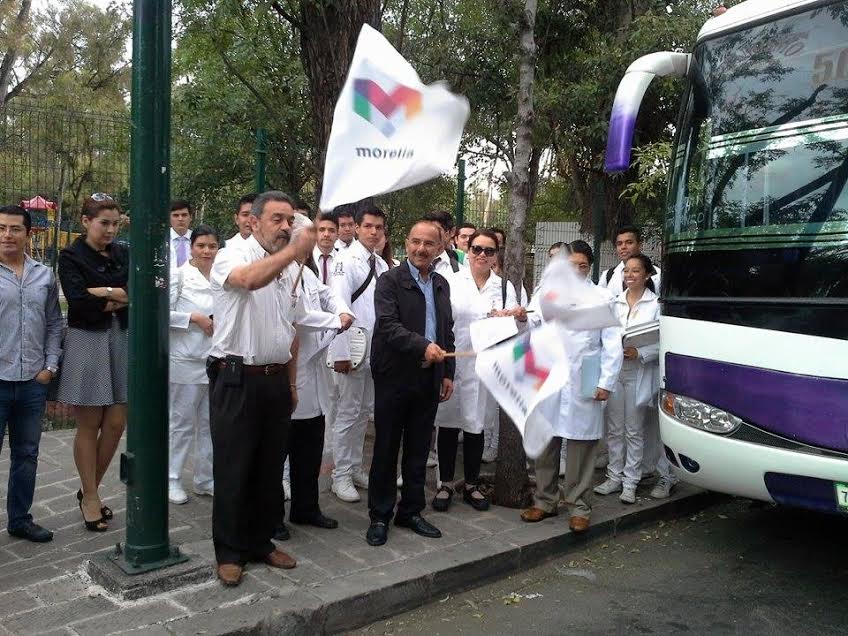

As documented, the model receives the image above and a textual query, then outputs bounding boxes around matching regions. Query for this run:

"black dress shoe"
[394,514,442,538]
[290,513,338,529]
[366,521,388,546]
[8,521,53,543]
[273,523,291,541]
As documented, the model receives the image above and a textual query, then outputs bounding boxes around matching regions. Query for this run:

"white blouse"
[169,262,215,384]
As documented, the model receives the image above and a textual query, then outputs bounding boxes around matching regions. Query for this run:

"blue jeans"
[0,379,48,530]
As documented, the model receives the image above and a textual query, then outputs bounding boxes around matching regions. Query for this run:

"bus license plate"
[836,483,848,512]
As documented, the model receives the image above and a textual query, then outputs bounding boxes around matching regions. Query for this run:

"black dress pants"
[368,370,440,523]
[285,414,325,522]
[209,370,291,564]
[437,428,484,484]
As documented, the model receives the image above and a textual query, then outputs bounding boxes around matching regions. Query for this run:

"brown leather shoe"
[568,516,590,533]
[263,548,297,569]
[520,507,557,523]
[217,563,243,586]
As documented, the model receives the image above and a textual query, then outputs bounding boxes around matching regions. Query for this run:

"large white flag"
[475,324,570,459]
[319,25,470,211]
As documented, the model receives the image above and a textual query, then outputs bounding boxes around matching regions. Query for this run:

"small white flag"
[319,24,470,211]
[475,324,570,459]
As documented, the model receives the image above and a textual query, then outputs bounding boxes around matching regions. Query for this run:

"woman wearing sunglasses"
[432,230,526,512]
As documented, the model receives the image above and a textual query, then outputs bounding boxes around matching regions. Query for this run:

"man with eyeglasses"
[169,199,193,268]
[0,205,63,543]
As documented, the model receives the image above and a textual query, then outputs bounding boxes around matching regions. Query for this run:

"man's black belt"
[215,361,287,376]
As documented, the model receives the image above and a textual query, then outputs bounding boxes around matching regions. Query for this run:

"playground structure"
[19,195,81,263]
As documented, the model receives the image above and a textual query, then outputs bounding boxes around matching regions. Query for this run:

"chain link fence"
[0,101,131,266]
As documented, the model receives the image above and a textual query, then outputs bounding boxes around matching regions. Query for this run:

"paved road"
[348,498,848,636]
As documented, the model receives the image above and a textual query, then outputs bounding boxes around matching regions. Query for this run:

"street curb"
[163,489,724,635]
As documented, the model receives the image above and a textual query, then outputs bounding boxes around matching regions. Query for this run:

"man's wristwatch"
[46,366,59,375]
[106,286,113,299]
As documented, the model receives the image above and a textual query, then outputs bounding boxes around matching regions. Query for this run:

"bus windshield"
[666,3,848,300]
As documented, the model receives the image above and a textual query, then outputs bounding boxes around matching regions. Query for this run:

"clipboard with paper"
[622,320,659,349]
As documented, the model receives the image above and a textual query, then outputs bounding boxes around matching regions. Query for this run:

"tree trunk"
[493,0,537,509]
[297,0,381,198]
[0,0,32,104]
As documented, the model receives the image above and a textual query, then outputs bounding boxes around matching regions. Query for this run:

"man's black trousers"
[368,370,439,523]
[209,369,291,564]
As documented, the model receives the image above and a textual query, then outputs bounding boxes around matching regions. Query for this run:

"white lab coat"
[169,262,213,384]
[550,281,623,441]
[613,287,660,407]
[436,269,517,434]
[292,267,352,420]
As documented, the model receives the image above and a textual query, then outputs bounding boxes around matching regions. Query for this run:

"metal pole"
[455,158,466,226]
[113,0,186,574]
[592,178,605,284]
[255,128,267,193]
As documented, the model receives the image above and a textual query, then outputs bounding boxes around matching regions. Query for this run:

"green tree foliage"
[0,1,130,229]
[172,1,314,234]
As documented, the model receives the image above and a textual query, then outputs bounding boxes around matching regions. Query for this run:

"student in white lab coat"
[433,230,524,512]
[275,243,355,539]
[594,254,661,504]
[520,241,623,533]
[168,225,219,505]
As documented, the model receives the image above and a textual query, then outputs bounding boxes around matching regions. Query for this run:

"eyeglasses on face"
[90,192,114,202]
[469,245,497,257]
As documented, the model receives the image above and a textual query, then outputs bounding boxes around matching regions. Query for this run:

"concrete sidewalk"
[0,430,716,635]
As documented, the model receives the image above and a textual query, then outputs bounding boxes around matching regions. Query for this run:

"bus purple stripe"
[665,353,848,453]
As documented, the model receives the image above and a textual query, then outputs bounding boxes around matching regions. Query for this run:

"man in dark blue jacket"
[366,220,455,546]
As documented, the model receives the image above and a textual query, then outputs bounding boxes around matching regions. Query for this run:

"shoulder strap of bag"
[501,275,508,309]
[449,250,460,273]
[350,256,377,304]
[605,266,615,285]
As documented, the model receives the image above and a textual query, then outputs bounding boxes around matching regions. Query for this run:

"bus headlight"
[660,390,743,435]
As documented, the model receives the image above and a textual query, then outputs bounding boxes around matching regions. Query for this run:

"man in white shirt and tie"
[226,193,256,247]
[423,210,461,278]
[169,199,193,268]
[328,207,389,503]
[333,208,356,252]
[313,212,338,285]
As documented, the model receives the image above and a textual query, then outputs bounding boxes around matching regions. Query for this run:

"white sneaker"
[193,484,213,497]
[427,450,438,468]
[353,470,369,490]
[593,478,622,496]
[396,475,403,488]
[283,479,291,501]
[619,484,637,504]
[332,477,360,503]
[481,446,498,463]
[650,476,676,499]
[168,481,188,505]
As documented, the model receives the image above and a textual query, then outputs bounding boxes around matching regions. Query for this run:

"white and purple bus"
[605,0,848,514]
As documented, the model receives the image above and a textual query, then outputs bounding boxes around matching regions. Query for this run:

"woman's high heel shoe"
[78,495,108,532]
[77,489,113,520]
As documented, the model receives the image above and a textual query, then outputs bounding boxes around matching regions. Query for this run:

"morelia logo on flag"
[513,335,550,390]
[353,78,422,137]
[319,24,469,211]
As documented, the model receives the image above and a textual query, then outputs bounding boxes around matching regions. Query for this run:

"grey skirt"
[57,316,128,406]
